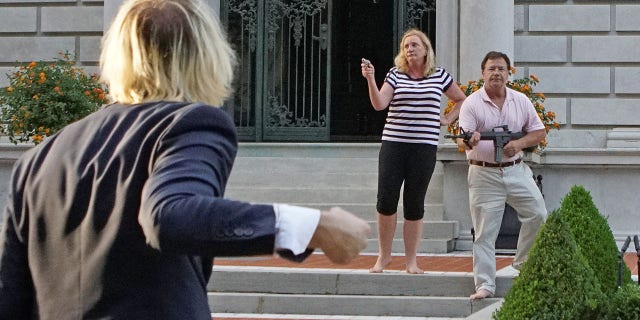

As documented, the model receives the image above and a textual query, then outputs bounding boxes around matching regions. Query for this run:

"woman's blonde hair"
[394,28,436,77]
[100,0,236,106]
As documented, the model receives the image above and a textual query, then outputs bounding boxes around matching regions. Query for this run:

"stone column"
[435,0,459,78]
[459,0,514,82]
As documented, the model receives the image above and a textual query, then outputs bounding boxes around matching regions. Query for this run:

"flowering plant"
[444,67,559,152]
[0,52,109,145]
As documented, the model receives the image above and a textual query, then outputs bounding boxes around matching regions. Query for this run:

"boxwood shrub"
[557,185,632,293]
[493,210,604,319]
[606,283,640,320]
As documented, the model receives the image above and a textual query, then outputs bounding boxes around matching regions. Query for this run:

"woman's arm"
[361,61,394,111]
[441,83,466,125]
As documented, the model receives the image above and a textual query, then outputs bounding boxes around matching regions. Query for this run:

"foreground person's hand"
[308,207,371,264]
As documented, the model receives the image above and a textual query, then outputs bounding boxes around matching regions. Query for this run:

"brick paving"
[215,252,638,276]
[214,253,513,273]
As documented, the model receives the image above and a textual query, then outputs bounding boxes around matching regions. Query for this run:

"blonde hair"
[394,28,436,77]
[100,0,236,106]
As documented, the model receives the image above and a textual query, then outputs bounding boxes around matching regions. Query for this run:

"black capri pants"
[376,140,437,221]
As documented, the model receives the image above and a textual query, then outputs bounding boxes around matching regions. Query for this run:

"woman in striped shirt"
[362,28,466,274]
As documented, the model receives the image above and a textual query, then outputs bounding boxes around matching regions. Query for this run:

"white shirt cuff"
[273,204,320,255]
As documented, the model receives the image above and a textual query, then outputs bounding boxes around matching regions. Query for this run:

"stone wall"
[0,1,104,87]
[514,1,640,148]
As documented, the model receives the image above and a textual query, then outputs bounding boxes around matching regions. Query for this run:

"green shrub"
[557,185,632,293]
[606,283,640,320]
[0,52,108,145]
[494,210,604,320]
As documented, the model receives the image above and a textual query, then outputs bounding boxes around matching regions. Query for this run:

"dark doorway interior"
[330,1,394,141]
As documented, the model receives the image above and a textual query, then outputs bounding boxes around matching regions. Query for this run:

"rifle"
[444,125,525,162]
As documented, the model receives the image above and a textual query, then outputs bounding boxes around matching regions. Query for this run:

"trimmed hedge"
[493,210,604,319]
[606,283,640,320]
[557,185,632,293]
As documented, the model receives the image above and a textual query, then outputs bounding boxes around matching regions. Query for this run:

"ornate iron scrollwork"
[266,96,326,127]
[229,0,258,51]
[312,23,328,50]
[266,0,328,47]
[405,0,436,29]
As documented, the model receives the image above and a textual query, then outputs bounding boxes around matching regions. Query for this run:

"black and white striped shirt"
[382,67,453,145]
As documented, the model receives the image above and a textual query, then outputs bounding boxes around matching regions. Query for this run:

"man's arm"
[273,205,370,264]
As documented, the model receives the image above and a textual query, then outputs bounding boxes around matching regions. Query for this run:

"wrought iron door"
[223,0,331,141]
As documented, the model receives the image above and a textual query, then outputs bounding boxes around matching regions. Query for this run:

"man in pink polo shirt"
[457,51,547,300]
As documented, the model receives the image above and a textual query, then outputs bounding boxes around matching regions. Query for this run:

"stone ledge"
[436,143,640,166]
[4,142,640,165]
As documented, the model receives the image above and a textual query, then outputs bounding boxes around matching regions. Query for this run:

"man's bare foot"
[369,257,391,273]
[405,264,424,274]
[470,288,494,300]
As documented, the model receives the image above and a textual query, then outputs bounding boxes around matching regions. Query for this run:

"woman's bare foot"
[405,263,424,274]
[369,256,391,273]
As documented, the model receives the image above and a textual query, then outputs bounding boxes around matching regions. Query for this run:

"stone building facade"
[0,0,638,245]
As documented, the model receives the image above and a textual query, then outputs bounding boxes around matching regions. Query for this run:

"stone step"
[369,220,458,239]
[364,238,456,254]
[226,143,454,255]
[238,203,444,221]
[208,292,499,318]
[208,267,514,318]
[228,158,444,188]
[224,185,444,205]
[231,157,379,174]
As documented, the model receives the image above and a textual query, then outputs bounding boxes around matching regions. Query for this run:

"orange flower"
[53,86,60,92]
[6,87,13,93]
[28,61,36,69]
[32,94,39,101]
[530,74,539,82]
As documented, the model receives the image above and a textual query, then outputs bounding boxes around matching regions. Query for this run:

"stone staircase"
[208,265,513,318]
[224,142,458,254]
[208,143,504,318]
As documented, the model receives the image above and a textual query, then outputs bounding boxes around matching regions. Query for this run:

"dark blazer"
[0,102,277,319]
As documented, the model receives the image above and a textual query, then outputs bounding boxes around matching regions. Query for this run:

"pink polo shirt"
[458,86,545,163]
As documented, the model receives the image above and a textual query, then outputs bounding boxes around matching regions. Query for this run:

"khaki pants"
[468,162,547,294]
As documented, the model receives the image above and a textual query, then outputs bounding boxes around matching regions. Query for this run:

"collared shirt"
[458,85,545,163]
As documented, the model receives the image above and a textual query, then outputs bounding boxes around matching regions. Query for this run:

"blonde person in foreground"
[361,29,466,274]
[0,0,370,319]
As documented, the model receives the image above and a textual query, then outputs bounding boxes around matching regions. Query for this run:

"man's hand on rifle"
[456,131,481,151]
[503,140,524,158]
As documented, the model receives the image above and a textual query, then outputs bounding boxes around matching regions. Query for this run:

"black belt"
[469,158,522,168]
